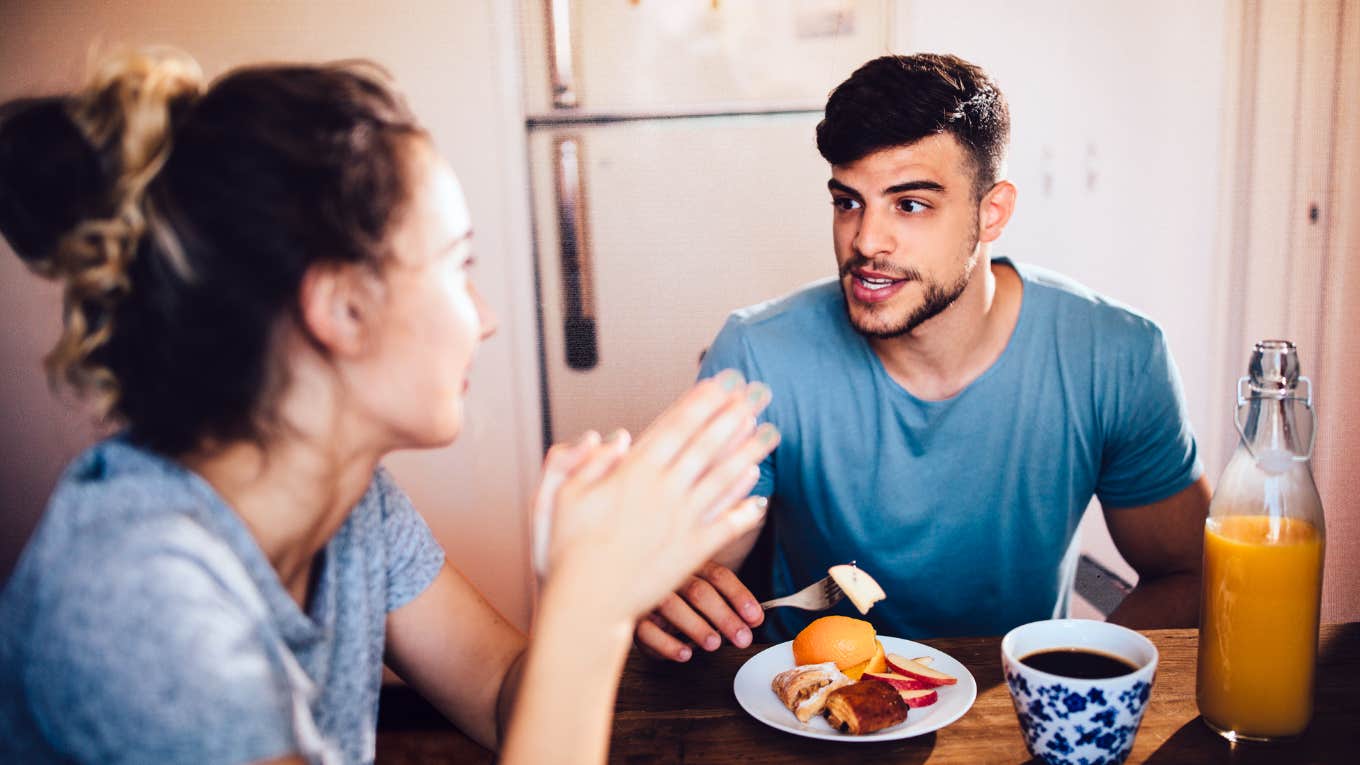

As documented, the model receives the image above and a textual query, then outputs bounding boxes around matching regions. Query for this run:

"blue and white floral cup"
[1001,619,1158,765]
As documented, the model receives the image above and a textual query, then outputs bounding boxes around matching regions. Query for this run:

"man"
[635,53,1209,659]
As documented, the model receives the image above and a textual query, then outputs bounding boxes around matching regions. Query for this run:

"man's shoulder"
[720,277,846,340]
[1015,260,1166,350]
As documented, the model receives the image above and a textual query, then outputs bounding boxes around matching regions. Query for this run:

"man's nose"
[853,204,895,258]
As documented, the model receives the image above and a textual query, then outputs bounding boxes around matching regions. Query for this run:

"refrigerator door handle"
[545,0,578,109]
[552,135,598,370]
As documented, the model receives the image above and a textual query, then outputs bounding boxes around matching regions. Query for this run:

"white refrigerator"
[520,0,893,442]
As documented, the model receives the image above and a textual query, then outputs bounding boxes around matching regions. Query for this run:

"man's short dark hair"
[816,53,1010,199]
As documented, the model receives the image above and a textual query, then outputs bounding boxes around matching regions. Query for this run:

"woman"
[0,49,777,764]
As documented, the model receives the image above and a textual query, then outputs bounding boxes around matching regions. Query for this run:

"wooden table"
[376,622,1359,763]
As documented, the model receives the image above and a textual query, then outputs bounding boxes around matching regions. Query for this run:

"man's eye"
[831,197,861,211]
[898,199,928,214]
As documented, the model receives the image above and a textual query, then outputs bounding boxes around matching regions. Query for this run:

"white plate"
[733,636,978,742]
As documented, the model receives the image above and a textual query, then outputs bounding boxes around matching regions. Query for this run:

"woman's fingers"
[689,423,779,519]
[631,370,746,466]
[532,431,601,576]
[641,381,772,495]
[697,465,761,525]
[693,496,769,564]
[544,430,602,476]
[668,382,771,488]
[560,429,631,491]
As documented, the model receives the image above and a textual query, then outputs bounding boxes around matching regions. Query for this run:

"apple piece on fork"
[828,563,886,615]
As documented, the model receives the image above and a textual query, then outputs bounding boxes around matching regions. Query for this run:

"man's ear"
[298,264,374,357]
[978,180,1017,244]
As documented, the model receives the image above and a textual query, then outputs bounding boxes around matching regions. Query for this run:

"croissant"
[771,662,854,722]
[823,678,909,734]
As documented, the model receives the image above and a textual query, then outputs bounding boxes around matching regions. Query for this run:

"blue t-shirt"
[0,437,445,764]
[699,258,1202,641]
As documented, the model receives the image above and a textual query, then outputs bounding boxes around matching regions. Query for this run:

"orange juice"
[1196,515,1324,739]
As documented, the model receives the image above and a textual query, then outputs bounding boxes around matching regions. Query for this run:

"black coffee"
[1019,648,1138,679]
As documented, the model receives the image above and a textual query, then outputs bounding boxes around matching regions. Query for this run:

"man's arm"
[1103,476,1211,628]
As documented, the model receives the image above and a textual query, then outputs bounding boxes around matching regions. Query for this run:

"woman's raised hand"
[535,370,777,624]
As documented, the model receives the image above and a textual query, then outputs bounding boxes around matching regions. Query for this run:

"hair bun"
[0,97,105,266]
[0,48,203,270]
[0,47,204,414]
[71,46,203,218]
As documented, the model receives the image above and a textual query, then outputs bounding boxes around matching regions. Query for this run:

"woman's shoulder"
[1,504,299,764]
[6,437,270,641]
[10,490,265,641]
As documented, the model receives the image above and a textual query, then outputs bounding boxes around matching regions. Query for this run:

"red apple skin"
[862,671,935,691]
[898,688,939,708]
[884,654,958,686]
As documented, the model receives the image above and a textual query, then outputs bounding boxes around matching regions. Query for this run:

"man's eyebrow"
[884,180,946,194]
[827,178,861,197]
[828,178,947,196]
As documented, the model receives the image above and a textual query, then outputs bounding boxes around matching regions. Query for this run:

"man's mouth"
[856,273,900,290]
[848,269,911,303]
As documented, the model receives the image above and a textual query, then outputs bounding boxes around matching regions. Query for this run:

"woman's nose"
[472,283,498,340]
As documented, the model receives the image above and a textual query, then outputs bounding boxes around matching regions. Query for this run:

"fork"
[759,574,845,611]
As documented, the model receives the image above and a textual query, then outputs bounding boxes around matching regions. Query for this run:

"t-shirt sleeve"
[700,315,776,498]
[373,468,446,612]
[1095,324,1204,508]
[23,541,299,765]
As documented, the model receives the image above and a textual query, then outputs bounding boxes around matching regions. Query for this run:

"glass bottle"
[1196,340,1326,741]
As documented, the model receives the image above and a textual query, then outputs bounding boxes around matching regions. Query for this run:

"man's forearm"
[1106,570,1200,629]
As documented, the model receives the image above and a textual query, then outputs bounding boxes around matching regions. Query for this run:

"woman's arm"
[498,578,634,765]
[386,374,775,763]
[501,373,776,764]
[384,563,528,749]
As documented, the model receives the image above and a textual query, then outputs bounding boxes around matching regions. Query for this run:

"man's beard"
[839,219,981,340]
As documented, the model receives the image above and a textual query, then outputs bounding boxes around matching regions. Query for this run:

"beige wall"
[1315,1,1360,621]
[0,0,543,627]
[1212,0,1360,623]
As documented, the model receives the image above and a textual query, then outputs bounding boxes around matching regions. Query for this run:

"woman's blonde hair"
[39,48,203,413]
[0,49,423,454]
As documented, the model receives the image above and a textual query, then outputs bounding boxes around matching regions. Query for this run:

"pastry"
[771,662,854,723]
[823,677,910,734]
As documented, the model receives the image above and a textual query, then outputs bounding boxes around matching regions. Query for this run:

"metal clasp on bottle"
[1233,375,1316,462]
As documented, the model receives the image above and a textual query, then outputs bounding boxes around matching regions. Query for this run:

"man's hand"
[634,562,765,661]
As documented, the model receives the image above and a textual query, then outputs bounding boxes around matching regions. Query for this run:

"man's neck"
[869,257,1023,401]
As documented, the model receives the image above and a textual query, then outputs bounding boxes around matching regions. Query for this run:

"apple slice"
[862,671,936,691]
[828,564,885,615]
[898,688,939,708]
[885,654,957,686]
[912,656,934,666]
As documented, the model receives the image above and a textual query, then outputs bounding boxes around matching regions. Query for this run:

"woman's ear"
[298,264,376,357]
[978,180,1017,244]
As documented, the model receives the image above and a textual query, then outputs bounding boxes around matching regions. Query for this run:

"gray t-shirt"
[0,437,446,764]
